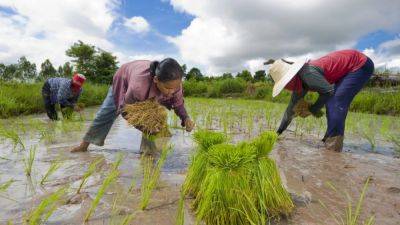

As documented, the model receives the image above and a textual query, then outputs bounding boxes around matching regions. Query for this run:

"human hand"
[184,118,195,132]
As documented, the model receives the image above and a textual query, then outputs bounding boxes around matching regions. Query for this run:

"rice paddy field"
[0,97,399,225]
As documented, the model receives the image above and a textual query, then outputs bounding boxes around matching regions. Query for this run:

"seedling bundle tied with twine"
[123,98,171,138]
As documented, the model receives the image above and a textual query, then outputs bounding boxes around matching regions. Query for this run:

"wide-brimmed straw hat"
[264,58,307,97]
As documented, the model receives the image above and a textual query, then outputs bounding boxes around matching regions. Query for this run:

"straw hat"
[265,58,307,97]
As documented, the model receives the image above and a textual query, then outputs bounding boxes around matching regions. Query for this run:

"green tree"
[93,50,118,84]
[38,59,57,81]
[254,70,266,82]
[66,40,96,79]
[0,63,6,80]
[222,73,233,79]
[2,64,17,81]
[236,70,253,82]
[66,41,117,83]
[15,56,37,82]
[186,67,203,80]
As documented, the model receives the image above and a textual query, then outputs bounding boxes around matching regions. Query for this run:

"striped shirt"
[46,77,82,106]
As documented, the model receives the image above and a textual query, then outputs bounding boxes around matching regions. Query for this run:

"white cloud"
[168,0,400,74]
[0,0,119,68]
[363,38,400,70]
[114,52,166,65]
[123,16,150,33]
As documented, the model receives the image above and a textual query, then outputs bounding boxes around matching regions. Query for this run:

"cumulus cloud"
[168,0,400,74]
[0,0,119,67]
[123,16,150,33]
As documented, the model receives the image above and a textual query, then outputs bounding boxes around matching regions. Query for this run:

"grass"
[320,177,374,225]
[23,146,37,177]
[76,157,104,194]
[26,186,68,225]
[175,190,185,225]
[40,160,62,185]
[140,144,171,210]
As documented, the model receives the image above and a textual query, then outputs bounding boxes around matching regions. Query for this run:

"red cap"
[72,73,86,88]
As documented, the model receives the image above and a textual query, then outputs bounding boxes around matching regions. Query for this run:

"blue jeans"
[323,57,374,140]
[84,87,118,146]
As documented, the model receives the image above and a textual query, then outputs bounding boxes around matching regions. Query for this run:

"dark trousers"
[323,57,374,140]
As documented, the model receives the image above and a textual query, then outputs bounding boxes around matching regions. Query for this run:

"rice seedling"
[84,167,120,222]
[0,178,14,192]
[127,177,136,194]
[387,134,400,157]
[40,161,62,185]
[319,177,374,225]
[76,158,104,194]
[0,125,25,151]
[361,128,377,152]
[175,189,185,225]
[183,130,226,196]
[139,144,171,210]
[23,146,37,177]
[26,186,68,225]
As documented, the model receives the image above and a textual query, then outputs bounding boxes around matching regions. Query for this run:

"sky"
[0,0,400,75]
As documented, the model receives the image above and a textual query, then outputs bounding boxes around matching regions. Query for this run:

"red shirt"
[308,49,367,84]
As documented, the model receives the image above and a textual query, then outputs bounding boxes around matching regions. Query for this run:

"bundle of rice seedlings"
[253,158,294,217]
[124,98,171,137]
[293,99,311,118]
[249,131,278,158]
[40,161,62,185]
[183,130,226,196]
[194,143,256,225]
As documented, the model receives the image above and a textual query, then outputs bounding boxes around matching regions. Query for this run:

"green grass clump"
[183,130,226,196]
[183,130,293,224]
[0,125,25,151]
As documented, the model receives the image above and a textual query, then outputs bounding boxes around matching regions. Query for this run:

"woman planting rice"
[42,73,86,120]
[71,58,195,152]
[266,49,374,152]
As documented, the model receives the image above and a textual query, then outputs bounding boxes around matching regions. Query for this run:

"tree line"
[1,40,272,84]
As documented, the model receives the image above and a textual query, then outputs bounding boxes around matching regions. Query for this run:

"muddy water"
[0,106,399,225]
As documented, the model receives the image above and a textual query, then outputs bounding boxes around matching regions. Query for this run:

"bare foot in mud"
[71,141,90,153]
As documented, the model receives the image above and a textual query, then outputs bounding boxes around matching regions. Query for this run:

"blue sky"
[109,0,193,56]
[0,0,399,74]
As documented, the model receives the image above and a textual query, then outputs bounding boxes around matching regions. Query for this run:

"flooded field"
[0,98,399,225]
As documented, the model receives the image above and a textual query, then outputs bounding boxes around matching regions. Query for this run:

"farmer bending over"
[265,49,374,152]
[42,73,86,120]
[71,58,195,152]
